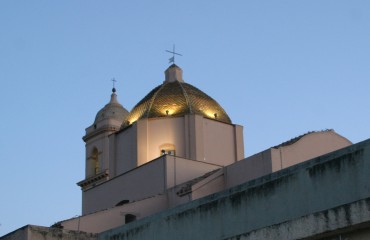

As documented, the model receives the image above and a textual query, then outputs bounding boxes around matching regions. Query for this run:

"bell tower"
[78,87,129,190]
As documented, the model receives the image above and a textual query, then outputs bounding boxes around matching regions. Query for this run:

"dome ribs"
[178,81,193,114]
[122,77,232,128]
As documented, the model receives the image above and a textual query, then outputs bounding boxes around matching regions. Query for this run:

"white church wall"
[82,157,166,214]
[166,187,192,209]
[108,134,116,177]
[147,117,186,162]
[225,130,352,190]
[82,149,223,215]
[234,124,245,161]
[136,119,148,166]
[191,169,224,200]
[62,195,167,234]
[115,125,137,175]
[272,130,352,171]
[165,155,222,189]
[225,149,273,189]
[203,118,238,166]
[187,114,204,161]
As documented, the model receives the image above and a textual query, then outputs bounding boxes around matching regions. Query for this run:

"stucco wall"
[191,169,224,200]
[147,118,185,162]
[62,195,167,234]
[225,131,351,190]
[82,155,222,215]
[98,138,370,240]
[165,155,221,189]
[82,157,165,214]
[272,130,352,171]
[111,115,243,178]
[203,118,238,166]
[114,125,137,175]
[225,149,272,189]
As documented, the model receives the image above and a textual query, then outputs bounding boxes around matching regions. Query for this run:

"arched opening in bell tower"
[91,148,100,175]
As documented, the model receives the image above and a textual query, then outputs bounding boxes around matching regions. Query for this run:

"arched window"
[91,148,100,175]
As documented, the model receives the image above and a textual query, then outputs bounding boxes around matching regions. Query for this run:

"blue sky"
[1,0,370,236]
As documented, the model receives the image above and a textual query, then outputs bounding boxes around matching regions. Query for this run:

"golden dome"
[122,65,231,127]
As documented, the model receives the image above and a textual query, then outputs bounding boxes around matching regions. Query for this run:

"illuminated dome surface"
[123,64,231,127]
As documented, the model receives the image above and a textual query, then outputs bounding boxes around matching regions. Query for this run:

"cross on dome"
[111,78,117,93]
[166,45,182,64]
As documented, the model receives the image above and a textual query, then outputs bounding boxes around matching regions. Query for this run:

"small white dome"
[94,89,129,124]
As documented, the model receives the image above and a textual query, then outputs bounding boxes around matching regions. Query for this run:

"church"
[2,64,370,240]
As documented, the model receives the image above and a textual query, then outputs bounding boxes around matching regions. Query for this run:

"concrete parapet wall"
[0,225,97,240]
[228,198,370,240]
[98,139,370,240]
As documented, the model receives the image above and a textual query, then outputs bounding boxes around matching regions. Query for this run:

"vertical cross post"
[166,45,182,64]
[111,78,117,92]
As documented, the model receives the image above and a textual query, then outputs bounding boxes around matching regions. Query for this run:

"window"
[161,149,176,156]
[159,143,176,156]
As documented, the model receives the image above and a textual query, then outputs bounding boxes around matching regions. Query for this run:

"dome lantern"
[164,64,184,83]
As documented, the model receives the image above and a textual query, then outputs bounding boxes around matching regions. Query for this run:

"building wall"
[225,149,273,189]
[82,157,165,214]
[147,118,186,162]
[82,129,351,221]
[111,115,243,178]
[165,155,221,189]
[224,130,351,190]
[114,125,137,175]
[61,195,167,234]
[82,155,222,215]
[271,130,352,171]
[203,118,238,166]
[98,138,370,240]
[191,169,224,200]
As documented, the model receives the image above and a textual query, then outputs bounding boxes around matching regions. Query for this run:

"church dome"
[123,64,231,127]
[94,88,129,124]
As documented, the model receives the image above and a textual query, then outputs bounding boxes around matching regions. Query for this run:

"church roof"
[122,65,231,127]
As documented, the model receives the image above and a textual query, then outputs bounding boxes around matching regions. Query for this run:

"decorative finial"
[166,45,182,64]
[111,78,117,93]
